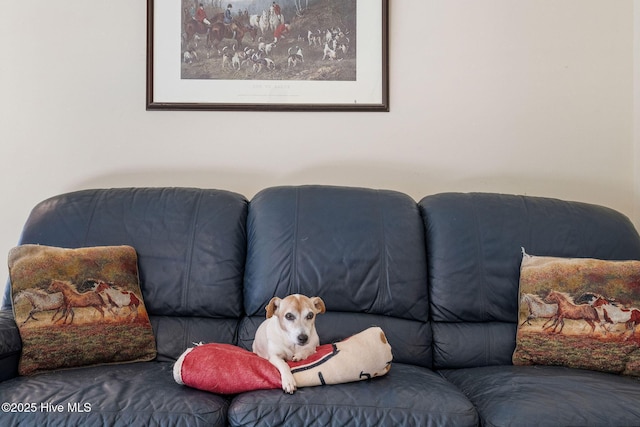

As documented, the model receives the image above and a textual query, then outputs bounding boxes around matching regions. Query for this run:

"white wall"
[1,1,637,296]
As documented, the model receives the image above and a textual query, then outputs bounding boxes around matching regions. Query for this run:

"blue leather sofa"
[1,185,640,426]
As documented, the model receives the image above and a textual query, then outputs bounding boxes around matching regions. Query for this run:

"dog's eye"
[306,312,314,320]
[285,313,295,321]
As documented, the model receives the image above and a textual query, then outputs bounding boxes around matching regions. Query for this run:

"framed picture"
[146,0,389,111]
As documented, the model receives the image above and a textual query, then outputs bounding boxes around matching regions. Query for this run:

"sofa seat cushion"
[227,363,478,427]
[441,365,640,427]
[0,361,229,426]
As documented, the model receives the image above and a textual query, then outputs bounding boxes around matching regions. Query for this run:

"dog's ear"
[265,297,280,318]
[311,297,326,314]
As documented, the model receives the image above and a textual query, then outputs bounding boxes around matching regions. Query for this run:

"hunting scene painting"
[513,254,640,377]
[181,0,356,80]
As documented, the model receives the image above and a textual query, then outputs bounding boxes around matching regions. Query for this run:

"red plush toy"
[173,327,393,394]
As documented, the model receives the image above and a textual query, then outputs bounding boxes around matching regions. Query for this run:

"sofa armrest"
[0,309,21,381]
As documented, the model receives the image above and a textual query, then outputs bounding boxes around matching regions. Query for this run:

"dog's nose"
[297,334,308,344]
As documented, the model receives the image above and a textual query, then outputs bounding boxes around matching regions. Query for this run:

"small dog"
[322,42,337,60]
[287,46,304,68]
[182,50,198,64]
[253,294,326,394]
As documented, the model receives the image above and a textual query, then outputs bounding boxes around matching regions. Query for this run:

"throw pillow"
[513,249,640,376]
[173,326,393,394]
[9,244,156,375]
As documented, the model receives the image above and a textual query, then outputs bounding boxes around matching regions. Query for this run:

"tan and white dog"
[252,294,326,394]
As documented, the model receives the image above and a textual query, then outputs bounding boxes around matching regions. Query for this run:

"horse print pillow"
[8,244,156,375]
[513,250,640,376]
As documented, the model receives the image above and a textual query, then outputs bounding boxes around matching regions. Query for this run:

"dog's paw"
[292,348,315,362]
[281,372,297,394]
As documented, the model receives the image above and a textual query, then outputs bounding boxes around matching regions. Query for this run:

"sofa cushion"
[1,188,248,358]
[441,365,640,427]
[513,252,640,375]
[0,362,229,426]
[228,363,478,427]
[419,192,640,369]
[152,316,241,362]
[8,244,156,375]
[242,186,431,367]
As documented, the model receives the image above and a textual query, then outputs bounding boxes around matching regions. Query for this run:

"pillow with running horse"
[513,249,640,376]
[8,244,156,375]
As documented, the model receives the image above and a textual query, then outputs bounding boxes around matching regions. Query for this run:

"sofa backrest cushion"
[3,188,248,361]
[241,186,432,367]
[419,192,640,369]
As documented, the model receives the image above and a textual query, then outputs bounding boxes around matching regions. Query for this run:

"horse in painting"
[14,289,65,324]
[94,281,141,322]
[520,293,558,328]
[578,293,640,340]
[543,291,599,334]
[47,280,105,325]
